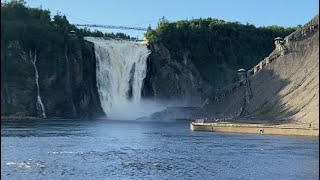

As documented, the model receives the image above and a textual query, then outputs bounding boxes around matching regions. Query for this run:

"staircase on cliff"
[204,14,319,127]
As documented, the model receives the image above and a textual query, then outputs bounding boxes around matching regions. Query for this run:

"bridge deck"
[74,24,148,31]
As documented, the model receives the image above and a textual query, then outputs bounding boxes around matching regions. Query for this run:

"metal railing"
[74,24,148,31]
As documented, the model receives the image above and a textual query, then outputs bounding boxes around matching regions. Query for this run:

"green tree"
[145,17,296,87]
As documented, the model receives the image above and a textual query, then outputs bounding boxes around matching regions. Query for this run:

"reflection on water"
[1,119,319,179]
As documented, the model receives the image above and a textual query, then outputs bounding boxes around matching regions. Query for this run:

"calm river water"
[1,119,319,180]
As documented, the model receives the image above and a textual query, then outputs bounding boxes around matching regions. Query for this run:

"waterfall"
[29,49,46,118]
[85,37,161,119]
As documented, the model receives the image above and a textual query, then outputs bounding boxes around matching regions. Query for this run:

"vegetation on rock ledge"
[145,17,296,86]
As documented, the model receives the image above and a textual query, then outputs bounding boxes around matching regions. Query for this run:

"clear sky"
[19,0,320,39]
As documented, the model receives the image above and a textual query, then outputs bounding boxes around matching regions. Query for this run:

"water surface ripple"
[1,119,319,180]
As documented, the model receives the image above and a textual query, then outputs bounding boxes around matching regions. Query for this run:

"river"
[1,119,319,179]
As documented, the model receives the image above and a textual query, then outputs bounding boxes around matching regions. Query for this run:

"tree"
[144,17,296,86]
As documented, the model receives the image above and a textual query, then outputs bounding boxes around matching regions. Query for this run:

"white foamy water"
[30,53,46,118]
[84,37,163,119]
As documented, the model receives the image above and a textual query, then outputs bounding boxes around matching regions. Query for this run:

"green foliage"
[1,0,133,50]
[145,17,296,86]
[1,0,138,116]
[1,0,134,86]
[77,28,132,39]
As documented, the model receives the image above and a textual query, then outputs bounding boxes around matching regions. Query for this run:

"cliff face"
[142,43,212,106]
[1,39,104,118]
[204,15,319,127]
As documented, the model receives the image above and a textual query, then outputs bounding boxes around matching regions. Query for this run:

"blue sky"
[18,0,320,39]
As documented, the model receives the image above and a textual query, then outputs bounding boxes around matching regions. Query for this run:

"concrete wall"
[190,123,319,136]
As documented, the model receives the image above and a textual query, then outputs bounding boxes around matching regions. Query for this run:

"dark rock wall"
[142,43,213,106]
[1,39,104,119]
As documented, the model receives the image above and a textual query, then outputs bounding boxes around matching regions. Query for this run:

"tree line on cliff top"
[145,17,296,86]
[1,0,132,53]
[1,0,297,88]
[1,0,132,90]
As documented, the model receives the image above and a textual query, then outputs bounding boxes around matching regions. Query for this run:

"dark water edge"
[1,118,319,180]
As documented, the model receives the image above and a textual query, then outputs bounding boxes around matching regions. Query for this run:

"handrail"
[74,24,148,31]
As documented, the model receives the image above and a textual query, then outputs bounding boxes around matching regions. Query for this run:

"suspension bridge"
[74,24,149,31]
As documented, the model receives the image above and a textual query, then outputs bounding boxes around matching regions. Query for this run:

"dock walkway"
[190,122,319,136]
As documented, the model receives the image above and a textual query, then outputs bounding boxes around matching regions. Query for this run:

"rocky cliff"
[1,1,313,120]
[1,38,104,119]
[142,43,213,106]
[203,14,319,127]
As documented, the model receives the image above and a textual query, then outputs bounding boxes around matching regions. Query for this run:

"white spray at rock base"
[85,37,164,120]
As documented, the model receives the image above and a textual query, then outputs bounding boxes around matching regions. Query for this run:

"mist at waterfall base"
[106,99,166,120]
[85,37,166,120]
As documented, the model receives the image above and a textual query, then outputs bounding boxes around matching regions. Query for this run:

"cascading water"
[29,49,46,118]
[85,37,163,119]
